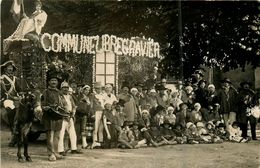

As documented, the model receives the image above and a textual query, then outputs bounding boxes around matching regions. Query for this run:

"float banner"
[41,33,160,58]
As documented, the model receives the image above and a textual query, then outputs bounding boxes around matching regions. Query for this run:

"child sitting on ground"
[205,121,223,143]
[228,122,250,143]
[136,110,159,147]
[185,122,200,144]
[131,121,147,147]
[172,124,187,144]
[215,123,230,141]
[159,120,178,145]
[131,121,158,148]
[196,122,212,143]
[150,106,165,139]
[118,121,138,149]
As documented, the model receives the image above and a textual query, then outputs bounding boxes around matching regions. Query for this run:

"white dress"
[7,10,48,40]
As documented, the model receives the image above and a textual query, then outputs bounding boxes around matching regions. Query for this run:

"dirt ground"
[1,130,260,168]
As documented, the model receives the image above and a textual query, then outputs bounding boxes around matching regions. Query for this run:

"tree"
[1,1,259,81]
[178,2,259,78]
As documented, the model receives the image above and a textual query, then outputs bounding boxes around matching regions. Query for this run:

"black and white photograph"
[0,0,259,167]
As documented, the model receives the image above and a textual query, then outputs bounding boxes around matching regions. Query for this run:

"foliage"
[118,56,158,87]
[1,0,259,81]
[180,2,259,76]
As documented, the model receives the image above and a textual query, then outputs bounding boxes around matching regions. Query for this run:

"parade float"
[4,33,161,93]
[3,0,161,92]
[4,33,161,141]
[2,0,161,141]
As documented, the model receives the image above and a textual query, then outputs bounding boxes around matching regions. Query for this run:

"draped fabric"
[7,10,47,40]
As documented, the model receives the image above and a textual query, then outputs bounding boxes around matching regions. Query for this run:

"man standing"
[58,81,82,155]
[218,78,238,128]
[0,60,21,147]
[237,81,256,139]
[42,74,64,161]
[91,82,106,148]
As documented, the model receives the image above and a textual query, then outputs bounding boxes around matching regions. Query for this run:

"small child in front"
[228,122,249,143]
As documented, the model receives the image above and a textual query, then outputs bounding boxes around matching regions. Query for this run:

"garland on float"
[41,33,160,58]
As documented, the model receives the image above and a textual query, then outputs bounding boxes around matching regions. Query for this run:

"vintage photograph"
[0,0,259,168]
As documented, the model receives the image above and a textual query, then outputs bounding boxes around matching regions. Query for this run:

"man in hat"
[191,69,204,85]
[41,74,64,161]
[58,81,82,155]
[218,78,238,128]
[0,60,21,146]
[91,81,106,149]
[237,81,256,139]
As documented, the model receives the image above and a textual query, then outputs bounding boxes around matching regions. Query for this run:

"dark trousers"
[103,124,118,148]
[142,130,153,143]
[46,130,60,156]
[240,116,257,139]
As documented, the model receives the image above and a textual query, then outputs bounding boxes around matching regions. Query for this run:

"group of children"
[90,101,251,150]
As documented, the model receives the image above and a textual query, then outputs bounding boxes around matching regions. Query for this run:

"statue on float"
[3,0,47,52]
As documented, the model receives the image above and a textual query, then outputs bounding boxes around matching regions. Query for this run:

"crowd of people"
[1,0,259,163]
[1,59,260,162]
[40,69,260,161]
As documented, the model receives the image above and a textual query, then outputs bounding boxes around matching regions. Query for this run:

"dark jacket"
[236,89,255,124]
[42,87,63,131]
[194,88,208,108]
[217,87,238,114]
[76,93,93,116]
[206,91,218,108]
[0,74,21,101]
[175,110,191,128]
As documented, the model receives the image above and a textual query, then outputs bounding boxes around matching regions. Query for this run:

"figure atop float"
[3,0,47,53]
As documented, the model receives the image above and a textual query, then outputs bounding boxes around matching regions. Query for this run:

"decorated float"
[3,0,161,92]
[4,33,161,93]
[2,0,162,141]
[40,33,161,92]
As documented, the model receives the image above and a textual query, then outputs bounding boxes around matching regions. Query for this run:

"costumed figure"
[0,59,22,147]
[3,0,47,52]
[41,73,65,161]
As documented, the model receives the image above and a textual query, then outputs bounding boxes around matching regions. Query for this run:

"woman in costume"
[4,0,47,51]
